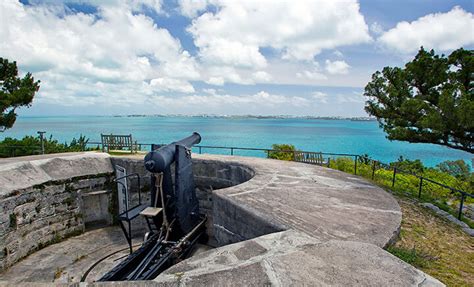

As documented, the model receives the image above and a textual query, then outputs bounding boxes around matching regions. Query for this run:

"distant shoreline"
[19,114,377,121]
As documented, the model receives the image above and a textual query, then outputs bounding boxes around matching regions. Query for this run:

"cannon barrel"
[144,132,201,172]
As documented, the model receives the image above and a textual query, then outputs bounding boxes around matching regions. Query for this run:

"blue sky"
[2,0,473,116]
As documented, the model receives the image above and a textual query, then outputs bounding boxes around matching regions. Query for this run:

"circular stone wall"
[191,154,402,248]
[112,154,401,248]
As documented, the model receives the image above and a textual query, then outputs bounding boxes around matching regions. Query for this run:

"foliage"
[0,134,96,157]
[268,144,296,161]
[390,156,425,174]
[386,246,431,269]
[328,156,473,227]
[364,47,474,153]
[436,159,471,180]
[0,58,40,132]
[358,153,371,165]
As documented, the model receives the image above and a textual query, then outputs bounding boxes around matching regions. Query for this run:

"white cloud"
[178,0,209,18]
[186,0,371,66]
[325,60,350,75]
[336,92,364,103]
[252,71,272,82]
[149,78,195,93]
[311,92,328,104]
[204,66,252,86]
[197,39,267,69]
[296,70,328,81]
[296,61,328,80]
[378,6,474,53]
[128,0,163,14]
[205,77,225,86]
[333,50,344,58]
[369,22,384,35]
[0,0,199,107]
[153,90,310,111]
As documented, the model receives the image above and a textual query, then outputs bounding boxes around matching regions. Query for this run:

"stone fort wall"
[0,153,114,270]
[0,153,255,270]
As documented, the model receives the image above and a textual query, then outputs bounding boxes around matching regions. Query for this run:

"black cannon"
[99,132,206,281]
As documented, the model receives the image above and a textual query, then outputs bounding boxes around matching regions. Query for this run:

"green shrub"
[325,153,473,226]
[390,156,425,174]
[268,144,296,161]
[0,134,96,158]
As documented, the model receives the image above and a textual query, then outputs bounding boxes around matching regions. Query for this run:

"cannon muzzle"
[144,132,201,172]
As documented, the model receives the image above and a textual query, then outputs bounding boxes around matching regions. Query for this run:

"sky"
[1,0,473,117]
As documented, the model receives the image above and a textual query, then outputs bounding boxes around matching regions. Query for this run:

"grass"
[324,156,473,285]
[107,150,145,156]
[389,198,474,286]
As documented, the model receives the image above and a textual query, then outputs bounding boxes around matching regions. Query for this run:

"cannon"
[99,132,206,281]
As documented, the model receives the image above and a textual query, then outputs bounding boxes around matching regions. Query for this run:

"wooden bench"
[294,151,325,165]
[101,134,136,153]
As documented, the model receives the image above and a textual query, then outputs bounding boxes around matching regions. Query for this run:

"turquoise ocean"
[1,116,472,167]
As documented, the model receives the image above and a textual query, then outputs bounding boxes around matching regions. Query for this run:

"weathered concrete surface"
[0,152,115,270]
[198,154,401,248]
[0,152,113,198]
[155,230,443,286]
[0,226,136,283]
[0,153,418,286]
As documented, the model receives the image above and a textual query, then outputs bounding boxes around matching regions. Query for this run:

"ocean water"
[1,116,472,167]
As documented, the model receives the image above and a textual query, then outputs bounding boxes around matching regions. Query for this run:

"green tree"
[0,58,40,131]
[390,156,425,174]
[364,47,473,153]
[436,159,471,181]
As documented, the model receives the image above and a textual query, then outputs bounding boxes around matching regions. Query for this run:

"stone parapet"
[0,153,114,270]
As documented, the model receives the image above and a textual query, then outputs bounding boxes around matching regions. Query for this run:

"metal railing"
[360,158,473,220]
[155,143,474,222]
[6,140,471,222]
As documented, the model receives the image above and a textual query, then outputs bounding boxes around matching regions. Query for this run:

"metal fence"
[2,140,472,221]
[83,141,473,221]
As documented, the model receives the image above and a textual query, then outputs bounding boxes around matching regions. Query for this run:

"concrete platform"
[0,152,442,286]
[196,154,401,248]
[155,230,443,286]
[0,226,136,283]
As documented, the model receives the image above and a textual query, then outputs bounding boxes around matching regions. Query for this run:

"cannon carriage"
[99,132,207,281]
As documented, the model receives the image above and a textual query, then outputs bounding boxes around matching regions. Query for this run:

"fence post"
[354,155,358,175]
[37,131,46,155]
[230,148,234,156]
[418,178,423,198]
[458,193,465,220]
[392,168,397,187]
[266,150,270,158]
[327,157,331,167]
[199,146,202,154]
[371,160,376,180]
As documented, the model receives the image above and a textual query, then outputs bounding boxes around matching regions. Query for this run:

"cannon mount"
[99,133,206,281]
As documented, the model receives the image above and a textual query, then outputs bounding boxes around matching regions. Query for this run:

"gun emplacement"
[99,132,206,281]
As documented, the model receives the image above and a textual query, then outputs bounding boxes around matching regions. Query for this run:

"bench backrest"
[101,134,134,152]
